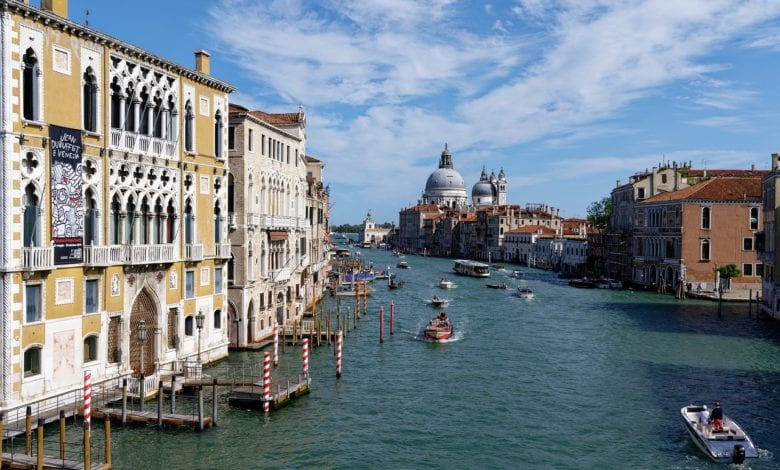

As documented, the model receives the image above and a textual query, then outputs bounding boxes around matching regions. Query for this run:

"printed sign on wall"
[50,125,83,264]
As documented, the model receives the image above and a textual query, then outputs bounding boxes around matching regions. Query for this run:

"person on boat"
[697,405,710,432]
[438,312,447,321]
[710,402,724,432]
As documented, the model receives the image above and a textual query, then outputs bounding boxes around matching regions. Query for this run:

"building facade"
[1,0,235,408]
[226,104,330,348]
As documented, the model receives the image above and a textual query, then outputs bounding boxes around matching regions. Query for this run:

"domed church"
[472,166,507,208]
[421,144,468,209]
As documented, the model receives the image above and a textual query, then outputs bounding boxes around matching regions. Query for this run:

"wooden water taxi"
[424,312,453,341]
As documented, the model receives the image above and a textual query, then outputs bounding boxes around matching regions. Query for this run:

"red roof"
[642,177,762,203]
[507,225,557,235]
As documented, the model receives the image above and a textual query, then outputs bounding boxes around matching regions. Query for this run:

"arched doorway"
[130,289,158,376]
[246,300,254,344]
[227,302,239,348]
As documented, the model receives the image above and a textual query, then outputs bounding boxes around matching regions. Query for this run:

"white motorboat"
[438,277,454,289]
[517,287,534,299]
[680,405,758,464]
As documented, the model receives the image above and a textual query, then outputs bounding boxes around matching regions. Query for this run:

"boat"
[486,282,507,289]
[388,279,405,289]
[438,277,454,289]
[492,263,506,271]
[331,284,376,297]
[509,270,523,279]
[431,295,448,307]
[374,270,390,280]
[517,287,534,299]
[397,261,409,269]
[568,278,596,288]
[680,405,758,464]
[453,259,490,278]
[424,312,453,341]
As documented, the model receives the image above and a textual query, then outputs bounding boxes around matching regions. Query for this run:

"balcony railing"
[84,245,123,267]
[124,244,178,265]
[215,243,231,259]
[185,243,204,262]
[247,213,261,228]
[110,128,177,159]
[22,246,53,271]
[228,213,237,229]
[270,267,292,283]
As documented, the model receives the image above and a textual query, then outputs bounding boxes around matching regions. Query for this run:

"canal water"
[109,250,780,469]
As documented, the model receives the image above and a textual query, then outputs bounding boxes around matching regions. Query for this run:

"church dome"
[425,168,465,192]
[471,180,494,198]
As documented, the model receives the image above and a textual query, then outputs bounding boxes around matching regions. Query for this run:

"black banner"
[50,125,83,265]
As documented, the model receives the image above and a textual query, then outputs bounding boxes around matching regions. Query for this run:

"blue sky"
[66,0,780,225]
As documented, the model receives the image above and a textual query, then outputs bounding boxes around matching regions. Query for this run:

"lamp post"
[137,320,147,375]
[137,319,147,411]
[195,309,205,363]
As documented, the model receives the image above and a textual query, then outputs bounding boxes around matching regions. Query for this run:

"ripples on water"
[107,251,780,469]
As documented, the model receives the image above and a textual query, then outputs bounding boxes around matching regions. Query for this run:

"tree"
[718,264,741,279]
[586,197,612,228]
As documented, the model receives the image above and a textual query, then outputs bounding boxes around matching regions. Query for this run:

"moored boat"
[397,261,409,269]
[453,259,490,278]
[486,282,507,289]
[517,287,534,299]
[680,405,758,464]
[568,278,596,288]
[439,277,454,289]
[388,279,404,289]
[424,312,453,340]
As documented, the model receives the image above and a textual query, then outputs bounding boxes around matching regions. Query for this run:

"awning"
[269,230,288,241]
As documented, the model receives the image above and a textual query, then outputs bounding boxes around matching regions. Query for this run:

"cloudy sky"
[72,0,780,224]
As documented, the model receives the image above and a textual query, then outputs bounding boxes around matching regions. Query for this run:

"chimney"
[751,164,755,171]
[194,50,211,75]
[40,0,68,17]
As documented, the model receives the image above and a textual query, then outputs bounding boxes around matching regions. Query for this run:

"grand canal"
[109,249,780,469]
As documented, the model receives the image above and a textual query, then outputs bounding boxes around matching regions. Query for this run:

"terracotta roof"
[400,204,441,214]
[507,225,557,235]
[684,169,769,178]
[249,110,303,125]
[642,177,762,203]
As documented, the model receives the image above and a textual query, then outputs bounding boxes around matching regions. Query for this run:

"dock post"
[749,289,753,315]
[336,330,343,378]
[122,378,128,425]
[380,306,384,343]
[390,301,395,335]
[84,425,91,470]
[59,410,66,460]
[36,418,44,470]
[25,405,32,456]
[158,381,164,429]
[346,307,350,332]
[105,418,112,467]
[293,320,297,346]
[170,375,176,413]
[303,338,309,380]
[212,378,218,426]
[354,305,357,329]
[273,323,279,368]
[263,352,271,413]
[327,311,332,347]
[0,412,4,460]
[140,373,146,412]
[363,280,368,314]
[198,386,204,432]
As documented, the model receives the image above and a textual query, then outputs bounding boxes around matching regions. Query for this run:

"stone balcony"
[184,243,204,262]
[22,246,53,271]
[110,128,177,159]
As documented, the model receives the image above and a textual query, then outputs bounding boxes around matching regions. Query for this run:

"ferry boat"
[424,312,453,341]
[453,260,490,278]
[680,405,757,464]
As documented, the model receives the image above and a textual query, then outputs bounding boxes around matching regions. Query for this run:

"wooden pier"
[90,408,212,429]
[228,376,310,410]
[1,452,110,469]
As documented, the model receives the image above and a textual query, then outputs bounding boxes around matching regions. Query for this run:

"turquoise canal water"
[109,250,780,469]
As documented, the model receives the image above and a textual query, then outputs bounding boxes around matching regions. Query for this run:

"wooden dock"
[1,452,110,469]
[90,408,212,429]
[228,377,310,410]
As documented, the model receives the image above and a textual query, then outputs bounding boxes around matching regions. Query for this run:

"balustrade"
[110,128,177,159]
[22,246,53,270]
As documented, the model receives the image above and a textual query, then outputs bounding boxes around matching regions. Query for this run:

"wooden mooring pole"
[212,378,218,426]
[36,418,44,470]
[158,381,164,429]
[198,386,204,432]
[59,410,66,460]
[122,378,128,425]
[749,289,753,315]
[170,375,177,413]
[379,306,384,343]
[105,418,112,467]
[25,405,32,456]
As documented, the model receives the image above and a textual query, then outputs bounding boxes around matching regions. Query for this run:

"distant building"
[759,154,780,319]
[360,211,391,245]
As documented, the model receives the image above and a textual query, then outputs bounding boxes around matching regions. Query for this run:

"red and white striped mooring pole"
[336,331,343,378]
[390,301,395,335]
[303,338,309,380]
[263,352,271,413]
[83,370,92,430]
[273,323,279,368]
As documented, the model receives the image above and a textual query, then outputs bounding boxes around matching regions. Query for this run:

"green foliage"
[718,264,741,279]
[586,197,612,227]
[330,224,362,233]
